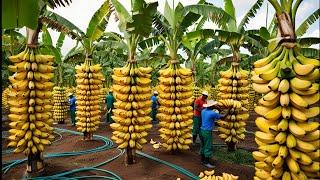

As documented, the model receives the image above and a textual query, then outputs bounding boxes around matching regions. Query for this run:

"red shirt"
[194,97,207,116]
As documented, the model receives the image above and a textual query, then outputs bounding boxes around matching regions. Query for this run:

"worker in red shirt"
[193,91,208,145]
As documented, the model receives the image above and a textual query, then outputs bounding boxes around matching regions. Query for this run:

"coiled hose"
[3,128,256,179]
[2,128,202,180]
[3,127,124,180]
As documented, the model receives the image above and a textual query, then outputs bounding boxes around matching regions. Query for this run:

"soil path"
[2,112,258,180]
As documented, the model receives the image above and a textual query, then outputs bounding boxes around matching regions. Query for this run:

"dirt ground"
[2,111,258,180]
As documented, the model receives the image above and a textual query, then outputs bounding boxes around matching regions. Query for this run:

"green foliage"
[300,48,320,59]
[297,37,320,48]
[163,1,184,31]
[86,0,112,42]
[127,1,158,37]
[2,30,26,88]
[238,0,264,32]
[40,10,84,40]
[110,0,132,32]
[2,0,40,29]
[296,9,320,37]
[185,4,233,30]
[212,146,254,165]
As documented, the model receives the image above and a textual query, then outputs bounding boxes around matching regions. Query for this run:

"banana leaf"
[297,37,320,48]
[238,0,263,32]
[86,0,113,42]
[2,0,40,29]
[295,9,320,37]
[127,1,158,37]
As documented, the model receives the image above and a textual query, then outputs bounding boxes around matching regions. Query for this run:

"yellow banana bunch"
[193,86,201,100]
[65,87,76,95]
[100,87,108,105]
[253,43,319,179]
[216,64,249,149]
[53,86,68,123]
[2,87,10,112]
[210,86,218,101]
[156,63,193,151]
[110,62,152,150]
[75,59,103,140]
[197,169,239,180]
[7,47,54,158]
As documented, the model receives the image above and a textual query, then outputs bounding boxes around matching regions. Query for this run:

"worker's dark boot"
[203,157,215,168]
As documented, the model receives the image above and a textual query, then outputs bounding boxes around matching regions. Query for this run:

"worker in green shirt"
[105,89,115,123]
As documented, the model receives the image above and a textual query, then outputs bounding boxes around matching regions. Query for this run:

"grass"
[212,146,254,166]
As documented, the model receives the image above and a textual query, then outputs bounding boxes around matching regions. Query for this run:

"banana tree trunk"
[232,48,241,63]
[276,12,295,40]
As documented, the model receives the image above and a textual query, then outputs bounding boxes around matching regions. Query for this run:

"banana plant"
[110,0,158,164]
[40,25,78,87]
[2,0,74,175]
[182,29,217,82]
[186,0,268,62]
[40,0,113,58]
[94,36,127,87]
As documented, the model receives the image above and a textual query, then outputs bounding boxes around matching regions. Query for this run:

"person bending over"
[200,100,231,168]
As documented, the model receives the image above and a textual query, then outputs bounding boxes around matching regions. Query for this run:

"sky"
[37,0,319,56]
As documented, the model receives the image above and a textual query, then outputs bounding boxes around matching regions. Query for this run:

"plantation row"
[2,0,319,179]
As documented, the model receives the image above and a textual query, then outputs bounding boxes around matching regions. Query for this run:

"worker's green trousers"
[200,130,213,158]
[70,109,76,126]
[192,116,201,135]
[106,109,114,123]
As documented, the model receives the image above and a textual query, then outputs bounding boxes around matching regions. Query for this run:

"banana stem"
[292,0,302,23]
[267,0,282,14]
[276,12,295,40]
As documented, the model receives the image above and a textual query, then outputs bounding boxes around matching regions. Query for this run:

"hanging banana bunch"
[100,87,108,105]
[210,86,217,100]
[252,42,320,179]
[7,46,55,161]
[53,86,68,123]
[65,86,75,95]
[156,62,194,152]
[2,87,10,112]
[193,86,201,100]
[75,58,103,140]
[216,64,250,150]
[110,62,153,150]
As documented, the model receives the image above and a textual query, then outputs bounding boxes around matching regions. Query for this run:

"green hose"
[3,127,124,180]
[3,127,207,180]
[137,151,200,180]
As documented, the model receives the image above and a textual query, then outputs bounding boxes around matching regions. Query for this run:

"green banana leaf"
[238,0,264,32]
[2,0,40,29]
[86,0,113,42]
[295,9,320,37]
